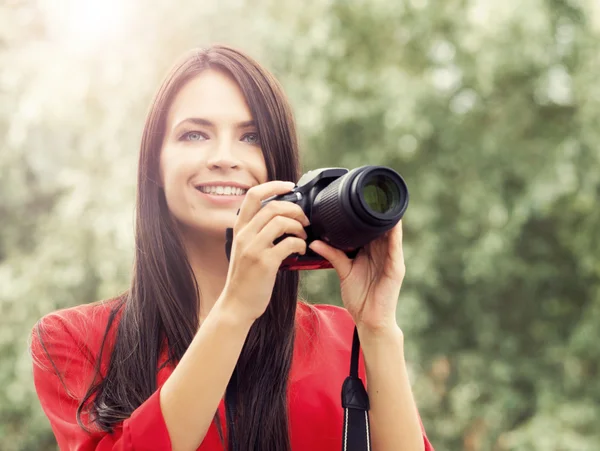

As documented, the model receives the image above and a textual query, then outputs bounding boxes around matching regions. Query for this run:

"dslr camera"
[225,165,409,271]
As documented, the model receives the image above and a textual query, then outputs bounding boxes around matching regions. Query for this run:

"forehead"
[167,69,253,127]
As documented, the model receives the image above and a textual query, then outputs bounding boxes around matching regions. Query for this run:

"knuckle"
[238,246,250,260]
[289,236,305,250]
[296,239,307,254]
[272,215,288,230]
[233,217,244,232]
[290,238,306,255]
[274,200,299,214]
[247,184,260,194]
[263,201,281,215]
[263,200,305,223]
[284,202,302,215]
[249,251,263,265]
[234,228,247,243]
[246,186,261,201]
[292,206,309,223]
[258,253,274,268]
[283,221,303,238]
[238,242,257,260]
[294,219,308,233]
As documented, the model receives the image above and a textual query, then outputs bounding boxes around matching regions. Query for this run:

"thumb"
[309,240,352,280]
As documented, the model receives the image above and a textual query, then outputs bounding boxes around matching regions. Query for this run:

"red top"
[31,299,434,451]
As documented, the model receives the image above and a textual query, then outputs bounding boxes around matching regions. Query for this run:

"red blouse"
[31,299,434,450]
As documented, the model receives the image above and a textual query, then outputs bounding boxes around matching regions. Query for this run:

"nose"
[206,140,241,170]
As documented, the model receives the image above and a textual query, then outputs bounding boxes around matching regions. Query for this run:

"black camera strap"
[224,326,371,451]
[341,326,372,451]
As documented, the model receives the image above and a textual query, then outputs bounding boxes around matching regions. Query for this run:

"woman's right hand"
[219,180,310,323]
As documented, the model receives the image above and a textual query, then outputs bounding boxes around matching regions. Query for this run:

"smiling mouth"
[196,186,248,196]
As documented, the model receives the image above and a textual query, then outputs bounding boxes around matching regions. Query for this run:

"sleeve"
[420,417,435,451]
[30,314,173,451]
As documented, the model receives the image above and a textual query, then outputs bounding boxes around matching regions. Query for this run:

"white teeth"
[198,186,247,196]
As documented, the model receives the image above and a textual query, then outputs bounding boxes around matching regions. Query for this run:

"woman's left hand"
[308,221,406,333]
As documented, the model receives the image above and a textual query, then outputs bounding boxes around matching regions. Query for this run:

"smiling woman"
[30,45,434,451]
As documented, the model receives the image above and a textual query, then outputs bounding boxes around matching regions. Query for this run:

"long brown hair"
[40,45,302,451]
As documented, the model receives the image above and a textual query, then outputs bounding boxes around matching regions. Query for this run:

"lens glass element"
[362,174,400,214]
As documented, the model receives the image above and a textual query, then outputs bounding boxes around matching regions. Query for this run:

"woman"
[31,45,433,451]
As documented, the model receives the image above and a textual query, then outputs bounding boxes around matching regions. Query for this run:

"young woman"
[31,45,434,451]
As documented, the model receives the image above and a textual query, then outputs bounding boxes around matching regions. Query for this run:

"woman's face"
[160,69,268,239]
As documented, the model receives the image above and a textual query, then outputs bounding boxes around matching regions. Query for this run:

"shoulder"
[296,302,356,346]
[304,302,353,324]
[36,296,120,326]
[30,297,124,379]
[32,297,123,346]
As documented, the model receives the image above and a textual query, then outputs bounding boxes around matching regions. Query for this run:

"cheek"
[253,151,269,183]
[159,151,170,188]
[160,153,188,203]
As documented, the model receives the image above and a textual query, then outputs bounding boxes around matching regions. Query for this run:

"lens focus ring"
[311,176,380,250]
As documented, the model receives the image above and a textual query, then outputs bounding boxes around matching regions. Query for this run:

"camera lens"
[309,165,409,251]
[361,174,401,215]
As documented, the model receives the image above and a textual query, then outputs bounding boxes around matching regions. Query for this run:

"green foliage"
[2,0,599,449]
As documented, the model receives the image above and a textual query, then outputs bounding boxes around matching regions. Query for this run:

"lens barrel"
[310,166,408,251]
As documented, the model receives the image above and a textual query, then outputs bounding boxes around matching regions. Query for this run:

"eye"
[241,132,260,145]
[180,131,208,141]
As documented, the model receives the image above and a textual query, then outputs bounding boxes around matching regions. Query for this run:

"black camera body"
[225,165,409,271]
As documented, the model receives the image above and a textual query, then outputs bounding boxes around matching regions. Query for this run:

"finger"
[395,220,403,242]
[270,236,307,262]
[236,181,296,229]
[245,201,309,236]
[255,215,308,247]
[309,240,353,281]
[390,221,404,258]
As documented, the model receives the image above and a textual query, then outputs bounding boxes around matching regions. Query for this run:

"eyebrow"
[173,117,256,131]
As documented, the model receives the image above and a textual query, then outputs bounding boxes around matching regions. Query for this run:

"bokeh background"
[2,0,600,449]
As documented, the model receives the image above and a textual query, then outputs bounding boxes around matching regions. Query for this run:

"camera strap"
[224,326,371,451]
[341,326,372,451]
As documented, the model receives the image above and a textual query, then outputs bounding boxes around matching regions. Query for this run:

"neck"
[180,227,231,324]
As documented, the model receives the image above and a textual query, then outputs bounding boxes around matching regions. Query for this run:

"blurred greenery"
[2,0,599,449]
